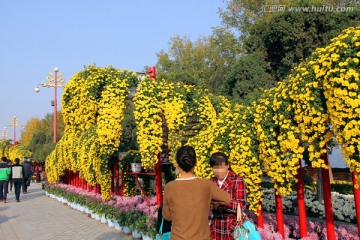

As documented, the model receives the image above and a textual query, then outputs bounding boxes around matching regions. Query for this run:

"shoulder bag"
[155,217,171,240]
[233,203,262,240]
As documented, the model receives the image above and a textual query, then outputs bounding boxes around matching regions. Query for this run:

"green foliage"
[156,30,242,96]
[24,112,64,162]
[219,0,359,39]
[245,5,360,81]
[120,100,137,152]
[331,183,353,195]
[261,181,274,189]
[27,132,55,162]
[224,52,273,101]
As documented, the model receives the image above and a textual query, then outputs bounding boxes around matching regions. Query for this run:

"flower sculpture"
[46,65,137,200]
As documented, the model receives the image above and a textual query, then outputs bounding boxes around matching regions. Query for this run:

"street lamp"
[2,127,7,140]
[35,67,66,143]
[7,116,23,145]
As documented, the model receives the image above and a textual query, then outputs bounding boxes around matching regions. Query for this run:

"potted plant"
[121,150,142,173]
[130,156,142,173]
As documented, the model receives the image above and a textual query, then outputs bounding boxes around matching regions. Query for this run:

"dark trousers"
[13,179,22,200]
[0,181,9,200]
[8,180,13,191]
[22,176,30,193]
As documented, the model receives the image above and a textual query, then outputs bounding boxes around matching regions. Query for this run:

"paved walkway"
[0,182,136,240]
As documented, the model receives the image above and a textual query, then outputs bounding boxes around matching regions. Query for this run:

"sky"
[0,0,227,142]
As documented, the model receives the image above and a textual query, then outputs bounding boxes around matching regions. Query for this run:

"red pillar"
[352,172,360,237]
[296,159,308,237]
[68,169,70,185]
[257,205,264,228]
[115,160,119,195]
[275,192,285,238]
[121,171,125,196]
[321,150,336,240]
[155,156,163,206]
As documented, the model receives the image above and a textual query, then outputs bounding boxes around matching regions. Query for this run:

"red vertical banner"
[121,171,125,197]
[115,160,119,195]
[296,159,307,237]
[352,172,360,237]
[257,204,264,228]
[321,150,336,240]
[155,155,163,206]
[75,173,78,187]
[97,184,101,194]
[275,192,285,238]
[69,170,72,185]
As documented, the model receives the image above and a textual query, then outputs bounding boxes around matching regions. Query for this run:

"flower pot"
[108,219,115,228]
[132,229,141,238]
[131,163,142,172]
[142,233,152,240]
[122,226,131,234]
[114,220,122,231]
[100,215,107,224]
[92,213,100,221]
[79,206,85,212]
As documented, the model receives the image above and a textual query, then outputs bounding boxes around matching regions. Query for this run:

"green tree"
[219,0,358,39]
[41,112,65,141]
[23,111,65,162]
[156,28,242,95]
[245,5,360,80]
[224,52,273,103]
[20,118,43,147]
[27,132,54,162]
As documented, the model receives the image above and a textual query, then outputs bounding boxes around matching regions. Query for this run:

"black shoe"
[16,199,20,202]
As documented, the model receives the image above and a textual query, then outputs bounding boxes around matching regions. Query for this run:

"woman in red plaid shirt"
[209,152,246,240]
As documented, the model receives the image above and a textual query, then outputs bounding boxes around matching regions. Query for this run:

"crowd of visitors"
[0,157,44,203]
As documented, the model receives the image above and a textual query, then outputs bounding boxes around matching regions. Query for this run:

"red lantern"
[148,66,156,80]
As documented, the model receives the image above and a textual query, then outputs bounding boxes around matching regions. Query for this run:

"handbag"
[233,203,262,240]
[155,217,171,240]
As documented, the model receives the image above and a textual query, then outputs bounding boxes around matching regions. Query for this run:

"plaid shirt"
[210,170,246,240]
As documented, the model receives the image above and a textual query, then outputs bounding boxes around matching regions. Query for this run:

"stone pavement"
[0,182,136,240]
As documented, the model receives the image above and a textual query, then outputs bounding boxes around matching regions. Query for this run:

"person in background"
[35,165,41,183]
[22,159,33,193]
[11,158,25,202]
[162,146,231,240]
[0,157,11,203]
[209,152,246,240]
[7,159,13,193]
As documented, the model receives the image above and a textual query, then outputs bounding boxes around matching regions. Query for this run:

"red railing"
[60,148,359,238]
